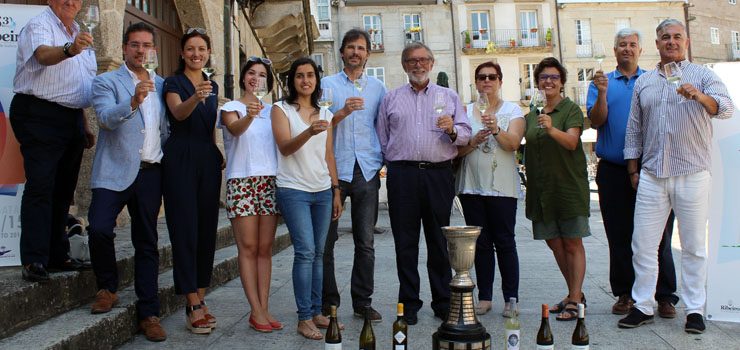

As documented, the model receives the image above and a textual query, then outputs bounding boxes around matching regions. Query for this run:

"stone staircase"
[0,213,292,349]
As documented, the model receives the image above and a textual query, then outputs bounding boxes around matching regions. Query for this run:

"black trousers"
[596,160,678,303]
[386,162,453,315]
[323,162,379,312]
[88,166,162,319]
[9,94,84,267]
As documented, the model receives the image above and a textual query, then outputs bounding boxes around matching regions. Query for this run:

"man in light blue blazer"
[87,22,168,342]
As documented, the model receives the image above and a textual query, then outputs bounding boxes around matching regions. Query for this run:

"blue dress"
[162,73,223,294]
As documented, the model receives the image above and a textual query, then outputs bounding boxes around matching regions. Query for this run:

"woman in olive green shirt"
[524,57,590,321]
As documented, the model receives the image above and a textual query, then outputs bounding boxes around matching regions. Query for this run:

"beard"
[408,72,429,85]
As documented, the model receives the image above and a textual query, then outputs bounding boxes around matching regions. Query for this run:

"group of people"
[9,0,733,343]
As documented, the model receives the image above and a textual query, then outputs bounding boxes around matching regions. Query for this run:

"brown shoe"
[612,294,634,315]
[91,289,119,314]
[658,300,676,319]
[140,316,167,342]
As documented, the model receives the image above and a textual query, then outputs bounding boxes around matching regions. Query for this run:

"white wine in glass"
[319,88,333,125]
[81,5,99,51]
[593,41,606,71]
[254,77,268,101]
[664,61,686,103]
[433,91,446,115]
[354,75,367,93]
[477,93,489,115]
[532,89,546,128]
[143,50,158,91]
[202,57,216,97]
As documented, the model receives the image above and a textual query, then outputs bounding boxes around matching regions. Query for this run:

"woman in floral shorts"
[218,57,282,332]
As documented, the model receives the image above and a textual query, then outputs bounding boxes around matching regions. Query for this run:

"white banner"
[0,4,46,266]
[706,62,740,323]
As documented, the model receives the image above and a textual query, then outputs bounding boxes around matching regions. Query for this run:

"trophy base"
[432,285,491,350]
[432,332,491,350]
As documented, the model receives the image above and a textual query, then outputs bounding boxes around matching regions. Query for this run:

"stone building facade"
[686,0,740,64]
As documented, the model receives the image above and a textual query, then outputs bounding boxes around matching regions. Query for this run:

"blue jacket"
[90,65,168,191]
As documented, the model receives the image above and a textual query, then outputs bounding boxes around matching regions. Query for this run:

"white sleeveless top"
[456,101,523,198]
[218,100,278,179]
[274,101,332,192]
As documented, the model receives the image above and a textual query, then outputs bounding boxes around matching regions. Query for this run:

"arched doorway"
[124,0,182,76]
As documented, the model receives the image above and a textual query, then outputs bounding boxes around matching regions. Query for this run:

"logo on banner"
[720,300,740,313]
[0,16,20,47]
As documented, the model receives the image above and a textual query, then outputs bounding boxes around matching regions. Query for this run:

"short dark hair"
[238,60,274,92]
[174,30,212,75]
[123,22,155,44]
[533,57,567,85]
[284,57,321,110]
[474,61,503,81]
[340,28,371,54]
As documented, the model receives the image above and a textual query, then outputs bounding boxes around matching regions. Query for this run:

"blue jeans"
[276,187,333,321]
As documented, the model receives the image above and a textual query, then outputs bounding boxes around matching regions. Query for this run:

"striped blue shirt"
[624,60,734,178]
[13,7,97,109]
[322,71,386,182]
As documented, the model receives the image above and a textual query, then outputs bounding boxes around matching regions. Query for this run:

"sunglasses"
[186,27,207,35]
[539,74,561,81]
[476,74,500,81]
[248,56,272,66]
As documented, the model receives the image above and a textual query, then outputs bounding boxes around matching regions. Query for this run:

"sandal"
[556,301,579,321]
[313,314,345,330]
[200,300,217,328]
[297,320,323,340]
[185,304,212,334]
[549,296,569,314]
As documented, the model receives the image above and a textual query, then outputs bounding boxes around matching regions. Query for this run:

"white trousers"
[631,170,710,316]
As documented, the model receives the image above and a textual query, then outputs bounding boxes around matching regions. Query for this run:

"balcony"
[404,28,423,45]
[571,85,589,107]
[576,40,592,58]
[461,27,553,55]
[728,43,740,61]
[368,29,384,51]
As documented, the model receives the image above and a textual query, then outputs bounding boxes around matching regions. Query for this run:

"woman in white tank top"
[271,57,343,340]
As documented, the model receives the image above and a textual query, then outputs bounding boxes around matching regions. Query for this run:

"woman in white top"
[456,61,525,317]
[218,57,281,333]
[271,57,342,340]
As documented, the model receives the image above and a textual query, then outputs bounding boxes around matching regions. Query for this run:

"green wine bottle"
[325,305,342,349]
[392,303,408,349]
[536,304,554,349]
[359,306,376,350]
[571,303,589,350]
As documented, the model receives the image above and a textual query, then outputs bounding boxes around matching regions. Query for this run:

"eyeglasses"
[539,74,561,81]
[404,57,432,66]
[127,42,155,50]
[248,56,272,66]
[185,27,207,35]
[476,74,500,81]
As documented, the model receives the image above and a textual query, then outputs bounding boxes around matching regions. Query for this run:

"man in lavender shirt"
[376,42,471,325]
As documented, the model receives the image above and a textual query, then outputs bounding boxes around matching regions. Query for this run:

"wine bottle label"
[536,345,554,350]
[394,331,407,344]
[505,330,520,350]
[572,345,589,350]
[325,343,342,350]
[394,346,406,350]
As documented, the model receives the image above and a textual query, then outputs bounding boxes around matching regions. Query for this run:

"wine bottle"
[392,303,408,350]
[359,306,376,350]
[536,304,554,350]
[325,305,342,349]
[504,297,520,350]
[571,303,589,350]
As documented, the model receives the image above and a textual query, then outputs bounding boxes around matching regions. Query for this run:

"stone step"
[0,213,290,342]
[0,221,292,349]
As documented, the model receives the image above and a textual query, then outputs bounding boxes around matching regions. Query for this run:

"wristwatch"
[63,42,74,57]
[492,127,500,136]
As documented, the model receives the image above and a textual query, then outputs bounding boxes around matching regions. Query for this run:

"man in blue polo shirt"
[587,28,678,318]
[321,29,387,321]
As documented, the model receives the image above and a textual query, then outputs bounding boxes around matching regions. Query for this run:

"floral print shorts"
[225,176,279,218]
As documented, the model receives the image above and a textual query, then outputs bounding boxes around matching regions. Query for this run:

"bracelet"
[331,184,340,190]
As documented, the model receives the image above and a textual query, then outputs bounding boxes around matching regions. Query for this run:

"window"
[520,10,539,47]
[317,0,330,22]
[615,18,631,32]
[711,27,720,45]
[403,14,423,43]
[312,53,324,76]
[733,31,740,49]
[575,68,594,106]
[363,15,384,50]
[365,67,386,86]
[575,19,592,57]
[730,0,737,5]
[521,63,538,100]
[471,11,490,48]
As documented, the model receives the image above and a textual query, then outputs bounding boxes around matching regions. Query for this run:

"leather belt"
[389,160,452,169]
[140,162,160,169]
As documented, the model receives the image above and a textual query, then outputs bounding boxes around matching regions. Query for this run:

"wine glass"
[664,62,686,103]
[476,93,489,115]
[254,77,268,101]
[433,91,446,116]
[532,89,546,128]
[593,41,606,71]
[142,49,158,91]
[354,74,367,94]
[201,57,216,97]
[81,5,99,51]
[318,88,333,125]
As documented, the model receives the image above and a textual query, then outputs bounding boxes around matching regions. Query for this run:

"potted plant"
[530,27,538,33]
[464,31,471,48]
[509,38,516,47]
[479,28,487,34]
[545,28,553,47]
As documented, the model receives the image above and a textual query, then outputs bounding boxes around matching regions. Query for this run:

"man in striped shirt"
[9,0,97,282]
[618,19,734,334]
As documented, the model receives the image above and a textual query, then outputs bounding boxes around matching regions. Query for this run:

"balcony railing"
[461,27,550,50]
[572,85,589,107]
[405,29,423,44]
[728,43,740,61]
[576,40,592,58]
[367,29,384,51]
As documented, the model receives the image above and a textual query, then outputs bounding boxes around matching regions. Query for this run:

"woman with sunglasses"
[271,57,342,340]
[218,57,281,333]
[161,28,222,334]
[524,57,590,321]
[455,61,524,317]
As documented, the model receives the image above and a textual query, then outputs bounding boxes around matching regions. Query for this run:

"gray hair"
[401,42,434,63]
[614,28,641,48]
[656,19,685,36]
